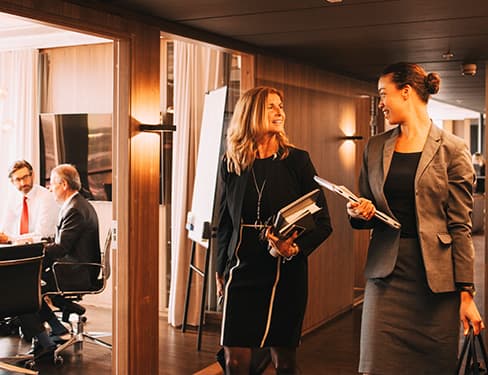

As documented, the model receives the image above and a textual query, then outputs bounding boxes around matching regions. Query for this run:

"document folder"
[314,176,401,230]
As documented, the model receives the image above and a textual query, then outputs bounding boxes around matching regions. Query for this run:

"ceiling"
[0,12,109,51]
[102,0,487,114]
[0,1,486,117]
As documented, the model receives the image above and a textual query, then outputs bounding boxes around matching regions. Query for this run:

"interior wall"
[41,42,117,308]
[41,43,113,113]
[353,98,372,295]
[451,119,473,147]
[484,63,488,321]
[255,55,375,332]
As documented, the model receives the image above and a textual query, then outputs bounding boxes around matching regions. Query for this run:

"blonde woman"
[216,86,332,374]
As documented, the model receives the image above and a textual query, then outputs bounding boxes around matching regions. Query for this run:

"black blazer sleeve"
[216,159,233,276]
[288,149,333,256]
[46,206,85,260]
[45,195,101,265]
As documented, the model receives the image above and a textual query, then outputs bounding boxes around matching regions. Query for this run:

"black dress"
[218,149,332,348]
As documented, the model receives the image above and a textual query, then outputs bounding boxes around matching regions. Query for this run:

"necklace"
[251,167,266,227]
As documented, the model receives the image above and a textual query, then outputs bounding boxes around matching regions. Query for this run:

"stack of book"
[272,189,322,239]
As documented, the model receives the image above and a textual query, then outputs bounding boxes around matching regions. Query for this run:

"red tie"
[20,196,29,234]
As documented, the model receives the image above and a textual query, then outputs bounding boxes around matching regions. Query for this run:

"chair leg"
[82,332,112,349]
[55,313,112,355]
[55,321,84,357]
[0,360,38,374]
[79,315,112,349]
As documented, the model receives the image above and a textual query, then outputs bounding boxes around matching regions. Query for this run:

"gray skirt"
[359,238,460,375]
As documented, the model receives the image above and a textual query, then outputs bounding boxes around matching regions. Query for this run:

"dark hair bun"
[425,72,440,94]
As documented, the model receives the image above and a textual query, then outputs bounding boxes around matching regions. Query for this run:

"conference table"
[0,241,45,375]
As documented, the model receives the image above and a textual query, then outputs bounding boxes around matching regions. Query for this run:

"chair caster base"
[24,359,36,370]
[54,355,64,367]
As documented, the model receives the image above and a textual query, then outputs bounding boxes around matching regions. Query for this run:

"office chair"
[0,242,45,375]
[45,229,112,357]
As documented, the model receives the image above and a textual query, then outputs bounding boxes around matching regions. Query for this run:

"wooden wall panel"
[256,55,375,332]
[485,63,488,321]
[240,53,255,94]
[113,39,131,375]
[353,98,371,294]
[127,22,161,375]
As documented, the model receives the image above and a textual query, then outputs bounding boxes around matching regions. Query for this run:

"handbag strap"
[471,328,480,375]
[457,326,488,375]
[458,327,473,374]
[476,332,488,366]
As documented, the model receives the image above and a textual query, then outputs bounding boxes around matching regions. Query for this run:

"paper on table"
[314,175,401,230]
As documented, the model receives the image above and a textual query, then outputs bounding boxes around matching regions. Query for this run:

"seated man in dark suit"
[19,164,101,357]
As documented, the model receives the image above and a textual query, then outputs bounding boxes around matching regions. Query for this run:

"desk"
[0,242,45,373]
[0,240,46,248]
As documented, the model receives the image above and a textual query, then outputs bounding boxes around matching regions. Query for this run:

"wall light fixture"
[139,124,176,132]
[341,135,363,141]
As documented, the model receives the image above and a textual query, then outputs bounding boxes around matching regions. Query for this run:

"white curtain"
[168,41,224,326]
[0,49,39,215]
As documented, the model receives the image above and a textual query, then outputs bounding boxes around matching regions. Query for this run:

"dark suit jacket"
[45,193,101,290]
[216,147,333,276]
[351,124,475,292]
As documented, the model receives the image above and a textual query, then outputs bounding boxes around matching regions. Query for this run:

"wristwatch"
[459,284,476,298]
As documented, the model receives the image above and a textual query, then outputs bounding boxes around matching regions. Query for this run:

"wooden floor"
[0,233,484,375]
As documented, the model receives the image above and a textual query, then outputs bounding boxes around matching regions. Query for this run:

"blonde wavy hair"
[225,86,292,175]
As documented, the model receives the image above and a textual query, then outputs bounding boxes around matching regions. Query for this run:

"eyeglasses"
[12,173,32,184]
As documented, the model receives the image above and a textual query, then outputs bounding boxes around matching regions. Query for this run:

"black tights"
[224,346,299,375]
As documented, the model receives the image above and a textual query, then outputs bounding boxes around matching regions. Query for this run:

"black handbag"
[457,326,488,374]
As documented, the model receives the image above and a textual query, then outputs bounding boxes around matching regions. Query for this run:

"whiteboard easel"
[182,86,228,351]
[186,86,227,247]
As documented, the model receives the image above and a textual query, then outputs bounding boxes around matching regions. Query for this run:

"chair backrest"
[0,242,44,318]
[50,227,111,294]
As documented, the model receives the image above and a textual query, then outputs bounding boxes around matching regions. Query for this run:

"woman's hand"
[347,197,376,221]
[215,272,225,298]
[460,291,485,335]
[266,228,300,258]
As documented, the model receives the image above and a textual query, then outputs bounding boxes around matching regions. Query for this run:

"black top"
[242,155,275,225]
[384,151,421,238]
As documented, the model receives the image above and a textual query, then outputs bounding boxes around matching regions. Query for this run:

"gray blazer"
[351,124,475,293]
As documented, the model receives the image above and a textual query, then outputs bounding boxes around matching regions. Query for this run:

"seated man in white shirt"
[0,160,59,244]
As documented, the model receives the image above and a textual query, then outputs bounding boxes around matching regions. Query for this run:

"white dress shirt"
[1,184,59,241]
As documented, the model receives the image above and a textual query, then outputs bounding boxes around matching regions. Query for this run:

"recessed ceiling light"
[461,63,477,76]
[442,50,454,59]
[326,0,343,3]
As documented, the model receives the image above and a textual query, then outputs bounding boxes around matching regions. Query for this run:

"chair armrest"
[50,261,104,294]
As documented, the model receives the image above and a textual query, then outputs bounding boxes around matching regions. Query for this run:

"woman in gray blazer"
[347,62,484,374]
